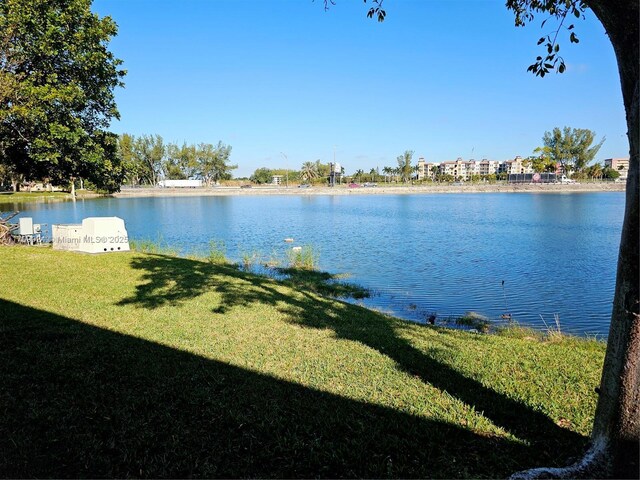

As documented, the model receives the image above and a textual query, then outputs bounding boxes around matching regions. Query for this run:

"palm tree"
[430,165,439,182]
[354,169,364,182]
[382,166,392,183]
[300,161,319,183]
[369,168,376,182]
[412,164,419,182]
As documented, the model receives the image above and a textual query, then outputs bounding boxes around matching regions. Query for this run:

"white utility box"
[52,217,130,253]
[51,224,84,251]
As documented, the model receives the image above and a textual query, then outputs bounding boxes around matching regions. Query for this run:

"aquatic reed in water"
[208,240,228,264]
[287,245,318,270]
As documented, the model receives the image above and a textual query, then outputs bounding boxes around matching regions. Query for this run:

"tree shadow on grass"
[112,254,589,473]
[2,298,529,478]
[116,255,367,311]
[275,266,371,299]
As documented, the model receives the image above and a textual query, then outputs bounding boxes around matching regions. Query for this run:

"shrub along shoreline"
[1,246,605,478]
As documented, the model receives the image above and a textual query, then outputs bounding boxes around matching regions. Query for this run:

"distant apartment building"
[465,160,481,177]
[439,158,468,179]
[417,158,426,180]
[271,174,284,185]
[417,158,440,180]
[604,158,629,180]
[502,156,533,175]
[415,155,539,181]
[479,159,500,176]
[442,158,503,180]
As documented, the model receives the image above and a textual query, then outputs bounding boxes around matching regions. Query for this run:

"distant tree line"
[118,134,236,187]
[249,167,300,184]
[249,160,333,185]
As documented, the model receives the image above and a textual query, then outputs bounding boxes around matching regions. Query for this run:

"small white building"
[158,179,202,188]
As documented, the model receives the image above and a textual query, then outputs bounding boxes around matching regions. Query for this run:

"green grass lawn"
[0,246,605,478]
[0,190,102,204]
[0,191,72,202]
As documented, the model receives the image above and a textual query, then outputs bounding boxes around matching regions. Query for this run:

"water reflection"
[1,192,624,336]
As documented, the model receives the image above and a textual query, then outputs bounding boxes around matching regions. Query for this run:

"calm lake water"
[2,192,624,337]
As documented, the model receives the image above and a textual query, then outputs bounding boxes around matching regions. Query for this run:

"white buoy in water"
[284,238,294,242]
[291,246,302,251]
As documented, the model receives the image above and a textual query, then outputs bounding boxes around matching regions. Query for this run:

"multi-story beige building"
[465,160,481,178]
[417,158,440,180]
[604,158,629,180]
[502,156,533,175]
[416,155,536,181]
[439,158,468,179]
[479,159,500,176]
[417,158,426,180]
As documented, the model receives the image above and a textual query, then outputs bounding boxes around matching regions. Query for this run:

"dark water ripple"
[2,192,624,337]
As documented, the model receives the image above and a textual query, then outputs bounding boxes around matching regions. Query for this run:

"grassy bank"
[0,191,72,202]
[0,246,605,478]
[0,190,104,204]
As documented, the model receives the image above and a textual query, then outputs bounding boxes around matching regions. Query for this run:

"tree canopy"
[196,141,235,186]
[300,161,319,183]
[396,150,414,183]
[0,0,126,192]
[118,134,235,187]
[538,126,604,174]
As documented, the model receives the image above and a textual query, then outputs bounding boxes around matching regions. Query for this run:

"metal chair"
[13,218,41,245]
[33,223,42,244]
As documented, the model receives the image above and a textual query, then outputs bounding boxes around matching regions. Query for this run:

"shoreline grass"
[0,190,104,203]
[0,245,605,478]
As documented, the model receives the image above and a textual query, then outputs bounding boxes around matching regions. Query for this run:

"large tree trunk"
[512,1,639,478]
[589,0,639,477]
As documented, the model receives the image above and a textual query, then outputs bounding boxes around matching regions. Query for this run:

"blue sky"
[93,0,628,177]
